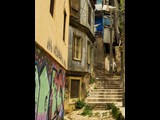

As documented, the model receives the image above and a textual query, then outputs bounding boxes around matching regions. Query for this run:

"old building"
[35,0,70,120]
[94,0,122,75]
[64,0,96,111]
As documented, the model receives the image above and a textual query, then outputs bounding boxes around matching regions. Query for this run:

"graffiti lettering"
[46,39,66,68]
[53,46,66,68]
[47,39,52,52]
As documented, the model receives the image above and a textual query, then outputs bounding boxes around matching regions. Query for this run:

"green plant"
[112,105,120,120]
[94,112,100,117]
[117,113,125,120]
[86,90,90,96]
[107,103,124,120]
[81,105,93,117]
[89,78,94,84]
[75,99,86,109]
[94,86,97,89]
[105,103,114,110]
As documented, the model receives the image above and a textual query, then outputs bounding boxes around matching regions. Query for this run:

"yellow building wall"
[35,0,70,69]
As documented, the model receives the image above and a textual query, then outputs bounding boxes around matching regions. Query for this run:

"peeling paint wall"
[68,26,94,73]
[64,74,90,112]
[94,35,105,70]
[115,46,122,74]
[81,73,91,98]
[80,0,95,34]
[35,44,66,120]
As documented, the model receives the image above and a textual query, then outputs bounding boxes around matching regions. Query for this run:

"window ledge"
[73,58,81,61]
[87,62,91,65]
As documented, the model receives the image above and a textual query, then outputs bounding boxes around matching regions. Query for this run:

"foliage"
[105,103,124,120]
[105,103,115,110]
[94,112,100,117]
[117,113,125,120]
[111,105,120,120]
[81,105,93,117]
[118,0,125,39]
[89,77,95,84]
[75,99,86,109]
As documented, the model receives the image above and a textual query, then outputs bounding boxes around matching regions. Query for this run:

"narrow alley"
[35,0,125,120]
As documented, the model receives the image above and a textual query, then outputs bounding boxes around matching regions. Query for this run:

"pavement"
[118,106,125,118]
[64,109,116,120]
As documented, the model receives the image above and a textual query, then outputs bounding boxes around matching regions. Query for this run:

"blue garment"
[96,0,102,4]
[95,17,103,32]
[104,17,110,26]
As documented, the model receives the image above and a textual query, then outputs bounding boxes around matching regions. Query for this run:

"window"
[87,41,91,64]
[63,11,67,41]
[71,0,80,20]
[88,6,91,25]
[70,79,80,98]
[73,35,82,60]
[50,0,54,17]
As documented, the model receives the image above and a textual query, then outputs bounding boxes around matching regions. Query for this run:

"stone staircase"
[85,76,123,110]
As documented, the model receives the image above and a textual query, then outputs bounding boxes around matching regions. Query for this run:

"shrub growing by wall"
[75,99,86,109]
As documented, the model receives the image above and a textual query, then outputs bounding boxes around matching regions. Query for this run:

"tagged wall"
[35,44,66,120]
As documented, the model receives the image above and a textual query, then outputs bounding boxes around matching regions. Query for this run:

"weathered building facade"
[35,0,70,120]
[94,0,122,75]
[64,0,95,111]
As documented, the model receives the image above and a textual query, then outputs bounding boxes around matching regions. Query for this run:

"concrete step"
[87,102,122,107]
[96,87,122,89]
[87,95,122,98]
[96,77,121,81]
[96,84,122,86]
[91,89,122,92]
[96,79,122,81]
[85,98,122,102]
[96,85,122,88]
[96,80,122,85]
[89,92,123,95]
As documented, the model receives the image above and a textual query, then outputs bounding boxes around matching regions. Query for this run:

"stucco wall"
[115,46,122,74]
[94,36,104,69]
[80,0,95,35]
[35,0,70,69]
[68,26,93,73]
[64,74,90,113]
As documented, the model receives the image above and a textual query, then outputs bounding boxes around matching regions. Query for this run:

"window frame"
[50,0,54,17]
[68,76,82,104]
[88,5,91,25]
[73,34,82,61]
[63,10,67,41]
[87,41,91,64]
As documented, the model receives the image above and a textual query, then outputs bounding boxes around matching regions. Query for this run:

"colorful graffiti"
[35,44,66,120]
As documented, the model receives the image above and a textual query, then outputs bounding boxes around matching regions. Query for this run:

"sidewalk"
[118,107,125,118]
[64,109,116,120]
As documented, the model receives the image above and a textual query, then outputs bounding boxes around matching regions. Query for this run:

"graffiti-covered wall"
[35,43,66,120]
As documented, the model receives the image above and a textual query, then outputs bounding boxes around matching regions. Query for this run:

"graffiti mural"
[35,64,40,120]
[35,44,66,120]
